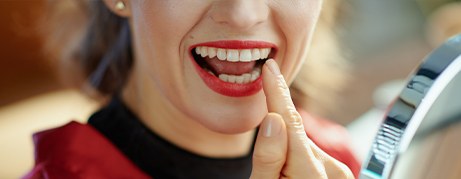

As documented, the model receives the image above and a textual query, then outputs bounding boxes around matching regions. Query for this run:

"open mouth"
[191,47,275,84]
[188,40,277,97]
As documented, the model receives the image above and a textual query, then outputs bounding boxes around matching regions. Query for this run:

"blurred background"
[0,0,460,178]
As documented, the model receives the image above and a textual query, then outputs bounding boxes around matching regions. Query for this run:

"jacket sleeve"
[22,121,150,179]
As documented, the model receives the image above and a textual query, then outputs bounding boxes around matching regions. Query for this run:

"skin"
[103,0,353,178]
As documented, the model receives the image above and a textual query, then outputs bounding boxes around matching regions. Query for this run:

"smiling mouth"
[191,47,274,84]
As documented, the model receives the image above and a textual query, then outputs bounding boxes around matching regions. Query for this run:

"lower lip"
[189,57,263,97]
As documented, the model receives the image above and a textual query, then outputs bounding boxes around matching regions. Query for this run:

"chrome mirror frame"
[360,34,461,179]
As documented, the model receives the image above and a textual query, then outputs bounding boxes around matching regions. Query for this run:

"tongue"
[205,57,256,75]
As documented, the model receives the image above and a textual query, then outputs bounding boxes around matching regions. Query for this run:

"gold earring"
[115,1,125,10]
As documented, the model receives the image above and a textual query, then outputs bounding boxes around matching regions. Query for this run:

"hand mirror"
[360,34,461,179]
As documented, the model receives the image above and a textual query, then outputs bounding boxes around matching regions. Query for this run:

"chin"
[201,111,265,134]
[189,95,267,134]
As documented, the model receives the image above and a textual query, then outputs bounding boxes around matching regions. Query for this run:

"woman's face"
[124,0,322,133]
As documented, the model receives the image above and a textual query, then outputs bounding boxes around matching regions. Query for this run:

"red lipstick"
[192,40,276,49]
[189,40,276,97]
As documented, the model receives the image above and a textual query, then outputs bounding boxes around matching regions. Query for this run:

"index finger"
[262,59,325,177]
[262,59,304,131]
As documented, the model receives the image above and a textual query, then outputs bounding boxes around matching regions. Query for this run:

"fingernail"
[265,59,281,75]
[262,114,282,137]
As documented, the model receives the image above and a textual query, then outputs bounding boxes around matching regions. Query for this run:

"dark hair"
[80,1,132,94]
[42,0,132,96]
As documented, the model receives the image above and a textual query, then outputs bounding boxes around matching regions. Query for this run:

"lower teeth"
[213,67,261,84]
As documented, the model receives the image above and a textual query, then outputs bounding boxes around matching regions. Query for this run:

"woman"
[26,0,360,178]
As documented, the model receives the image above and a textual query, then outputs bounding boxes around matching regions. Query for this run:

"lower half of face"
[135,46,269,134]
[129,0,322,134]
[184,53,270,133]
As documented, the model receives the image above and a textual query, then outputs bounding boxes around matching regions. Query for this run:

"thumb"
[250,113,287,179]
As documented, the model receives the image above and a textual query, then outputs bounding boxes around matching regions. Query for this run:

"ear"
[102,0,131,17]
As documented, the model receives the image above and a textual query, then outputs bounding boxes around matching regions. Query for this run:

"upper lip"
[190,40,277,50]
[189,40,277,63]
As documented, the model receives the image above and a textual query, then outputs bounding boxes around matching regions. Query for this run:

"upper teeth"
[195,46,271,62]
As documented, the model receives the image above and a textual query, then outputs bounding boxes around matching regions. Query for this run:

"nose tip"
[209,0,268,31]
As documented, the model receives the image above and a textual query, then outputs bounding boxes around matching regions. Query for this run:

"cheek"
[131,1,210,67]
[272,1,323,81]
[130,2,202,90]
[273,1,322,35]
[132,1,204,43]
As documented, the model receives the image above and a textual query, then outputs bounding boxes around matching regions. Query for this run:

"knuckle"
[275,75,289,91]
[275,75,293,101]
[282,109,303,127]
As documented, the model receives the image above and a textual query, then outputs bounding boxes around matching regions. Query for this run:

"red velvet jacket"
[24,112,361,179]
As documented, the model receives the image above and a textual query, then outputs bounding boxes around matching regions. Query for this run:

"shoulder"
[298,110,362,177]
[23,121,149,179]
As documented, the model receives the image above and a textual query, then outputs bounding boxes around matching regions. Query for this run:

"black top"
[88,97,254,179]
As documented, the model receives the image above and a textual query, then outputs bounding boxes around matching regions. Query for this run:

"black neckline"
[88,96,255,179]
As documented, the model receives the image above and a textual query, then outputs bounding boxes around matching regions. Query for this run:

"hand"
[250,59,354,179]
